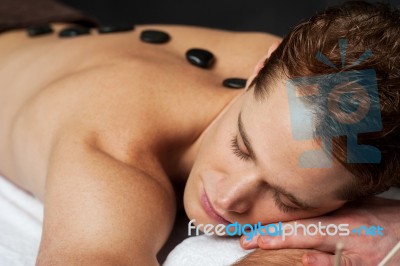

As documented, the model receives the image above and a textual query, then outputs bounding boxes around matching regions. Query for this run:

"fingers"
[302,252,333,266]
[240,233,259,249]
[240,220,340,252]
[302,252,364,266]
[257,233,330,251]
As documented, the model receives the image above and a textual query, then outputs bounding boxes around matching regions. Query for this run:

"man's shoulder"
[51,63,179,164]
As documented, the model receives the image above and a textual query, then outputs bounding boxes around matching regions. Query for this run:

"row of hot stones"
[26,24,247,89]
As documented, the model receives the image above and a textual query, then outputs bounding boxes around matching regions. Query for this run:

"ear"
[253,41,281,74]
[246,41,281,89]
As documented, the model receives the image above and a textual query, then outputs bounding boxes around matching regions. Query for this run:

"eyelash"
[230,135,251,161]
[273,191,299,213]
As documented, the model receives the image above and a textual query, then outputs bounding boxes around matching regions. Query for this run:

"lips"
[200,189,231,225]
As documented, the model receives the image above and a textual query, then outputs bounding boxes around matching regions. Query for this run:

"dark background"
[59,0,400,37]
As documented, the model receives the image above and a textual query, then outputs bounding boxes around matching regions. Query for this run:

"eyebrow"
[237,111,316,211]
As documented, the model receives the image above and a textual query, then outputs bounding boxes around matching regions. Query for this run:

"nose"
[214,173,264,214]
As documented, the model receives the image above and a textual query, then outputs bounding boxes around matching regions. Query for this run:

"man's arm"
[36,133,176,265]
[241,197,400,266]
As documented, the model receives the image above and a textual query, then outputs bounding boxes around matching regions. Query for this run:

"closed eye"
[272,190,300,213]
[230,134,251,161]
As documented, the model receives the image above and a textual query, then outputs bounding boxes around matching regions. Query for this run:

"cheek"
[199,122,234,164]
[245,195,298,224]
[253,209,317,225]
[274,205,345,224]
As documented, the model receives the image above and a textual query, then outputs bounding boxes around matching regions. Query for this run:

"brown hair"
[250,1,400,200]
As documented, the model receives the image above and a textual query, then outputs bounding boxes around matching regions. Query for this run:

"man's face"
[183,77,353,228]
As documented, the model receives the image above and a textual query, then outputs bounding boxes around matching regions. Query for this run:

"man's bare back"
[0,23,279,199]
[0,23,280,264]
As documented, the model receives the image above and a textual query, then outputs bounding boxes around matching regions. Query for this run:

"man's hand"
[240,197,400,266]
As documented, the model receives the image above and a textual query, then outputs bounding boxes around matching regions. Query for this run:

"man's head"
[251,0,400,200]
[184,1,400,228]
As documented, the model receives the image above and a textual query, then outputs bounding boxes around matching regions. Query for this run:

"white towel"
[163,235,251,266]
[0,176,43,266]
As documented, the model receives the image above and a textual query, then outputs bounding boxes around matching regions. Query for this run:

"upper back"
[0,23,281,199]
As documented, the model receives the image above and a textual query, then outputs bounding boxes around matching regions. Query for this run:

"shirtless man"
[0,22,282,265]
[1,1,399,266]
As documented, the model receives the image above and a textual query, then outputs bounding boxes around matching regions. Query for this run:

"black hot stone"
[27,25,53,37]
[186,48,215,69]
[140,30,170,44]
[222,78,247,89]
[59,26,90,38]
[98,24,134,34]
